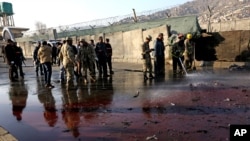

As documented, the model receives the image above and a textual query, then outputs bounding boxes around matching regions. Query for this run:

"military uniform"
[59,40,77,90]
[141,39,153,80]
[184,39,194,69]
[169,34,185,74]
[77,42,95,82]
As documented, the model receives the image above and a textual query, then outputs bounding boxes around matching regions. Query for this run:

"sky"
[4,0,192,31]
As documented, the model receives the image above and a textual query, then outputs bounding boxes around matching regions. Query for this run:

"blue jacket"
[153,38,165,57]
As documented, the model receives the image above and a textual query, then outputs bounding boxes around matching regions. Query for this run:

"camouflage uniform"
[168,34,185,74]
[59,41,77,90]
[183,39,194,69]
[77,42,95,81]
[141,41,153,79]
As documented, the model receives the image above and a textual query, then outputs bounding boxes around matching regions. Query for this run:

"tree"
[35,21,47,35]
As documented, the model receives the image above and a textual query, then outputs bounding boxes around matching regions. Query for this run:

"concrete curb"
[0,126,18,141]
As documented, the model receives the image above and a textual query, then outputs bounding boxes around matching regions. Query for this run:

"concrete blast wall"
[12,19,250,67]
[200,19,250,32]
[66,25,170,64]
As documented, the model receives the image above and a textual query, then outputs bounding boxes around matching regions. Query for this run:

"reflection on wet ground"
[1,60,250,141]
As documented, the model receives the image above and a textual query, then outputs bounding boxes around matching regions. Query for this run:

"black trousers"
[154,56,165,76]
[9,63,17,80]
[98,57,107,77]
[172,56,184,71]
[35,61,44,74]
[107,56,112,73]
[15,60,24,77]
[42,62,52,85]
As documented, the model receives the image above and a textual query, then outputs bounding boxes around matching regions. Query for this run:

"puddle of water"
[0,66,250,140]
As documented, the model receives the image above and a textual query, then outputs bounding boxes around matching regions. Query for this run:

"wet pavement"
[0,58,250,141]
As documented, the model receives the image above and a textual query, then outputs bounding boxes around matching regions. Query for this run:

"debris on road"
[133,90,140,98]
[224,98,231,102]
[242,89,247,92]
[229,64,250,71]
[146,135,158,140]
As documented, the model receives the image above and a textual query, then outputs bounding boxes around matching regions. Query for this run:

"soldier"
[5,39,18,82]
[14,42,25,78]
[38,41,54,89]
[183,33,194,70]
[90,39,98,74]
[33,41,44,76]
[1,45,5,62]
[59,37,77,90]
[56,42,63,66]
[153,33,165,77]
[57,41,67,83]
[169,33,185,75]
[51,43,57,64]
[105,38,114,75]
[95,36,108,78]
[141,35,154,80]
[77,39,96,83]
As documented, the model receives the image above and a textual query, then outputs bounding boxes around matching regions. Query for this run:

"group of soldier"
[32,36,113,90]
[141,32,194,80]
[2,32,194,89]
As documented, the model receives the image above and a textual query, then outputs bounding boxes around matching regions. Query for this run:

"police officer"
[105,38,113,75]
[184,33,194,70]
[142,35,154,80]
[59,37,77,90]
[77,39,96,83]
[153,33,165,77]
[14,42,25,78]
[5,39,18,82]
[95,36,108,78]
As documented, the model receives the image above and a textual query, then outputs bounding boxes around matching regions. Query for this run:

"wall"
[16,19,250,67]
[199,19,250,32]
[215,30,250,61]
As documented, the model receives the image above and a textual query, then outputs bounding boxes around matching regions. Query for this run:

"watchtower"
[0,2,14,26]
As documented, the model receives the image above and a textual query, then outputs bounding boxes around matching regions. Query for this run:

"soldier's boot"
[149,74,154,79]
[144,73,148,80]
[83,76,88,83]
[90,75,96,82]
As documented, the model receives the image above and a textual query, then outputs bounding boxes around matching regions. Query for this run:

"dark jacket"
[95,42,107,59]
[153,38,165,57]
[33,46,40,61]
[105,43,112,57]
[5,44,16,64]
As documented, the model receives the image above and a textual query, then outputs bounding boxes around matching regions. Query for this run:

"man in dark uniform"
[105,38,113,75]
[95,36,108,78]
[5,39,18,82]
[153,33,165,78]
[14,42,25,78]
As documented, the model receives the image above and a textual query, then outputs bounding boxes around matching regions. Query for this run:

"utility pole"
[132,8,138,23]
[207,6,212,33]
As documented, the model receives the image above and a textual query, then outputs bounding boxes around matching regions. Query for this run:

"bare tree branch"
[35,21,47,35]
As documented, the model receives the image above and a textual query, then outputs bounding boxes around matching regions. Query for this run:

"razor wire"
[22,2,250,37]
[23,4,181,36]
